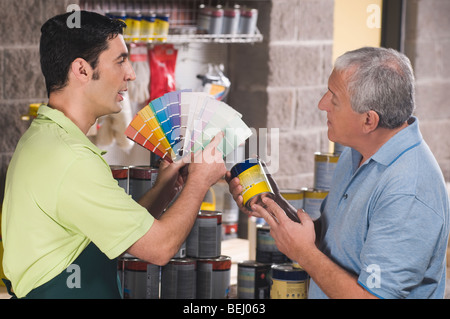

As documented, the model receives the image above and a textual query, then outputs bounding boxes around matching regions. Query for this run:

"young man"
[1,11,226,298]
[227,47,450,299]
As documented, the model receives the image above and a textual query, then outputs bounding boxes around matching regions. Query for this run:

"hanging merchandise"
[127,43,150,113]
[197,64,231,101]
[148,44,178,101]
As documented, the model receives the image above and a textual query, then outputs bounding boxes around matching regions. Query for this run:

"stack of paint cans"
[222,192,239,240]
[118,254,161,299]
[128,165,159,201]
[110,165,129,193]
[270,263,309,299]
[184,210,232,299]
[237,224,300,299]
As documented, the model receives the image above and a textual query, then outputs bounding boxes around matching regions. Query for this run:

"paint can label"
[230,158,274,210]
[270,279,308,299]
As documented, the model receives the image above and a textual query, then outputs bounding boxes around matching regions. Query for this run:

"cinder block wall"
[1,0,450,202]
[404,0,450,181]
[229,0,334,190]
[0,0,78,199]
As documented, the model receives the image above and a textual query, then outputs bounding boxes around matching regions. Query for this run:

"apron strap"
[2,278,17,299]
[22,242,121,299]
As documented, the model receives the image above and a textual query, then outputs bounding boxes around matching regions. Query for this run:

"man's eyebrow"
[115,52,128,60]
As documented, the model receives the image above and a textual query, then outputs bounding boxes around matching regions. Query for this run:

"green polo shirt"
[1,105,153,298]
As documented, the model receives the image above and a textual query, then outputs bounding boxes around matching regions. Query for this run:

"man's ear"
[362,110,380,133]
[70,58,92,83]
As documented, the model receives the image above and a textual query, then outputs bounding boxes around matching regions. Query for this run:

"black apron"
[2,242,122,299]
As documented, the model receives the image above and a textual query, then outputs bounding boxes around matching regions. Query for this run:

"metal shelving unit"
[79,0,264,44]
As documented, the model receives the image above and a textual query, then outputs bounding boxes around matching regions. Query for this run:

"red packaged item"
[148,44,178,101]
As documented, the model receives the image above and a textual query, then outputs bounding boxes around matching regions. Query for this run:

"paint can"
[256,225,290,264]
[230,158,274,210]
[128,166,158,201]
[313,152,339,191]
[222,191,239,224]
[186,211,222,258]
[237,260,271,299]
[196,255,231,299]
[110,165,129,193]
[280,189,305,210]
[270,264,309,299]
[239,8,258,34]
[303,188,328,221]
[222,222,238,240]
[173,241,186,259]
[222,6,240,34]
[161,258,197,299]
[118,255,160,299]
[125,11,142,42]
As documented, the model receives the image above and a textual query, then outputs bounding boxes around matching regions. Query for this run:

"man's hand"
[251,197,316,266]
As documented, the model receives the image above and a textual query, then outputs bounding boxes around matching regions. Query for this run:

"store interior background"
[1,0,450,298]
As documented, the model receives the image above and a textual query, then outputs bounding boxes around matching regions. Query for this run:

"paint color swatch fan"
[125,90,253,162]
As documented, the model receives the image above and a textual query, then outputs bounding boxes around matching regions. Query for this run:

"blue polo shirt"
[308,117,450,299]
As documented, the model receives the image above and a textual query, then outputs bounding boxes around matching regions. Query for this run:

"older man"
[227,47,450,299]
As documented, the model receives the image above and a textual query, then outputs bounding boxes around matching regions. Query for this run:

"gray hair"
[334,47,415,129]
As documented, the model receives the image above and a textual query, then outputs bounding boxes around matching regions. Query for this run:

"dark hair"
[40,10,126,97]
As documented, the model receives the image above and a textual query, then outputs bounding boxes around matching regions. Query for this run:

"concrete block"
[419,119,450,180]
[294,86,328,129]
[266,88,296,130]
[298,0,334,41]
[271,130,320,177]
[0,0,44,46]
[0,101,30,153]
[414,81,450,120]
[268,44,323,87]
[3,48,46,100]
[269,0,300,41]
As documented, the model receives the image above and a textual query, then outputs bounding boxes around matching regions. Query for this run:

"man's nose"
[126,61,136,81]
[318,91,331,112]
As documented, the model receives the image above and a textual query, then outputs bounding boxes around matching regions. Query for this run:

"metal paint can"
[128,166,158,201]
[230,158,275,210]
[161,258,197,299]
[270,264,309,299]
[125,11,142,42]
[303,188,328,221]
[173,241,186,259]
[280,189,305,210]
[222,191,239,224]
[196,255,231,299]
[141,11,156,41]
[313,152,340,191]
[186,211,222,258]
[222,6,240,34]
[222,222,238,240]
[110,165,129,193]
[119,255,160,299]
[239,8,258,34]
[256,225,290,264]
[237,260,271,299]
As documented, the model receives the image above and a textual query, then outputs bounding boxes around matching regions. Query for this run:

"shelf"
[125,28,263,44]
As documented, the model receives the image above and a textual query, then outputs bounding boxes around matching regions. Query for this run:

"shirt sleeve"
[56,154,154,259]
[357,193,444,299]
